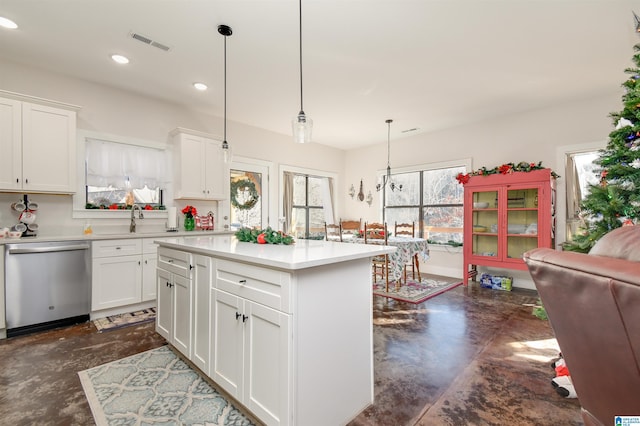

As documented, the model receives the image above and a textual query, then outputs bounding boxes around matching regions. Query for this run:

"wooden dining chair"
[324,222,342,241]
[340,218,361,239]
[394,221,422,283]
[364,222,393,291]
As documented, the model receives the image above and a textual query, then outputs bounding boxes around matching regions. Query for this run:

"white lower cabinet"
[92,238,164,312]
[156,247,193,357]
[212,289,291,425]
[92,239,143,311]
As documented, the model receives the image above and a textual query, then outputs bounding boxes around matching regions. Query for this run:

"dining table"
[342,235,430,282]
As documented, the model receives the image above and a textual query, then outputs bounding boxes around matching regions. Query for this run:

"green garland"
[230,179,259,210]
[235,227,295,245]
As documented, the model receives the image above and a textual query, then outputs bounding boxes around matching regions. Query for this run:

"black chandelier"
[376,119,402,192]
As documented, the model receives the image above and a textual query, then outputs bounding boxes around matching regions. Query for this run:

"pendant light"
[376,119,402,192]
[292,0,312,143]
[218,24,232,163]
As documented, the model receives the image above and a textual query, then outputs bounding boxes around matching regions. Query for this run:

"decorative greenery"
[230,179,259,210]
[235,227,295,245]
[182,205,198,218]
[85,203,165,210]
[564,44,640,253]
[455,161,559,184]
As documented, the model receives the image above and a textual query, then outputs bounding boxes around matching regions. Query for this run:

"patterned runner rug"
[93,308,156,332]
[373,274,462,304]
[78,345,255,426]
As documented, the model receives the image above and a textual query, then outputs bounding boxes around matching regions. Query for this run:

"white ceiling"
[1,0,639,150]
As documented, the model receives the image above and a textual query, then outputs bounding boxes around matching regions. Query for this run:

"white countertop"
[157,235,396,270]
[0,230,231,245]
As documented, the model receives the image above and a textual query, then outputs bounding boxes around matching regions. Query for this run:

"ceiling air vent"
[130,32,171,52]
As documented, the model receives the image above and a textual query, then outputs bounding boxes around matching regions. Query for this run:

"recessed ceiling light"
[193,82,208,91]
[0,16,18,29]
[111,54,129,64]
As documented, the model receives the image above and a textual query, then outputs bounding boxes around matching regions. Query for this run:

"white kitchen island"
[155,234,395,426]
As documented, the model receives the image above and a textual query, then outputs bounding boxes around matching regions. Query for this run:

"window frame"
[379,158,471,246]
[72,129,170,219]
[279,164,338,238]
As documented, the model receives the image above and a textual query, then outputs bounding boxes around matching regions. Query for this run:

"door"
[192,254,212,374]
[156,268,172,341]
[243,300,292,426]
[212,289,244,399]
[22,102,76,192]
[142,253,157,302]
[223,158,270,231]
[91,255,141,311]
[0,97,21,190]
[172,273,192,357]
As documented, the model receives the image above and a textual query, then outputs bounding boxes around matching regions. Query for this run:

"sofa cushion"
[588,225,640,261]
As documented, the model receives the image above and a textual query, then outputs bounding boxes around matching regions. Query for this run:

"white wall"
[0,59,345,235]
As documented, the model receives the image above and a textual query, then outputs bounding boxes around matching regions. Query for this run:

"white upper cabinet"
[0,93,78,194]
[171,127,227,200]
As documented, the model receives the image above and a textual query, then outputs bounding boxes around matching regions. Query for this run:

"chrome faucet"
[130,204,144,233]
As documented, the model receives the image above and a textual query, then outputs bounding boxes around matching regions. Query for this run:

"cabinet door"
[192,255,212,374]
[172,273,192,357]
[204,139,226,199]
[156,268,172,341]
[142,253,157,302]
[0,97,21,190]
[176,134,206,199]
[21,102,76,193]
[212,290,244,399]
[504,185,542,262]
[243,301,292,426]
[91,255,142,311]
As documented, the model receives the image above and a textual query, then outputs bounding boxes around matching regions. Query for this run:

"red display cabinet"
[463,168,556,285]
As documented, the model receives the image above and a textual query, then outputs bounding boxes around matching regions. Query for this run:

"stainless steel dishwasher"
[5,240,91,337]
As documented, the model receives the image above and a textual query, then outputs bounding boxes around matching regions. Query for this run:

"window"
[283,170,335,239]
[566,150,600,240]
[383,163,466,245]
[85,138,166,209]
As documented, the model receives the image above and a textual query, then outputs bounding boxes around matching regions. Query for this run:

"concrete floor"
[0,282,582,425]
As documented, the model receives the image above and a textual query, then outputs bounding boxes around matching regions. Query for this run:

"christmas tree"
[564,44,640,252]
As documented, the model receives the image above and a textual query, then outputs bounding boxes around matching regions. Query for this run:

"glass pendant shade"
[222,140,232,164]
[292,111,313,144]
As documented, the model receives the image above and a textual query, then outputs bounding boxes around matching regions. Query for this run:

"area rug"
[373,274,462,304]
[78,345,255,426]
[93,308,156,332]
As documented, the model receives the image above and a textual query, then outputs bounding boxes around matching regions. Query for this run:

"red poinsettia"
[498,163,513,174]
[456,173,471,184]
[182,205,198,218]
[144,204,153,210]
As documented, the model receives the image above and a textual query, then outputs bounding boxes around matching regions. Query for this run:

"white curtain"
[86,138,166,188]
[322,177,335,224]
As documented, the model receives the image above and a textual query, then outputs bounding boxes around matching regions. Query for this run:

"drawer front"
[215,259,291,313]
[157,247,191,278]
[93,239,142,258]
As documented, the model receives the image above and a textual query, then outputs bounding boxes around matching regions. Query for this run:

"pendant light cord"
[224,34,227,142]
[298,0,304,113]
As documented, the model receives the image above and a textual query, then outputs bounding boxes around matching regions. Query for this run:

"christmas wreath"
[230,179,259,210]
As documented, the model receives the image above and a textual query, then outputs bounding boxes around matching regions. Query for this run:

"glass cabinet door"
[471,190,498,257]
[506,187,539,260]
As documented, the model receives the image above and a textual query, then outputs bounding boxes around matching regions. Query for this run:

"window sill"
[72,209,168,220]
